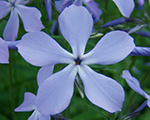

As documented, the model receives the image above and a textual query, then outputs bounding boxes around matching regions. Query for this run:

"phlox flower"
[15,65,53,120]
[54,0,101,21]
[122,70,150,107]
[112,0,135,17]
[0,37,9,63]
[0,0,44,41]
[17,5,135,115]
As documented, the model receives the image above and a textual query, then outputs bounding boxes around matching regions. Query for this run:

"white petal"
[83,30,135,65]
[3,9,19,41]
[112,0,135,17]
[59,5,93,58]
[78,65,125,113]
[122,70,149,99]
[0,38,9,63]
[15,92,36,112]
[36,64,77,115]
[17,31,74,66]
[15,4,44,31]
[0,1,10,19]
[37,65,54,87]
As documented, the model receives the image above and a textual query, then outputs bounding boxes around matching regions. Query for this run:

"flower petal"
[45,0,52,21]
[6,40,20,50]
[3,9,19,41]
[122,70,149,98]
[147,99,150,107]
[37,65,54,87]
[36,64,77,115]
[59,5,93,58]
[0,1,10,19]
[78,65,124,113]
[15,4,44,32]
[112,0,135,17]
[17,31,74,66]
[83,30,135,65]
[84,0,100,21]
[28,109,50,120]
[129,47,150,56]
[0,38,9,63]
[15,92,36,112]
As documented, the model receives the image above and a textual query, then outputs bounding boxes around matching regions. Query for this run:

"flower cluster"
[0,0,150,120]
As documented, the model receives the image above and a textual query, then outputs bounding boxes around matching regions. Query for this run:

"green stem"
[9,50,15,120]
[104,0,109,23]
[129,57,137,72]
[141,68,150,87]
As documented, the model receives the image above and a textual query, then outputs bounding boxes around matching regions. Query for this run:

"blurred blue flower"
[0,0,44,41]
[122,70,150,107]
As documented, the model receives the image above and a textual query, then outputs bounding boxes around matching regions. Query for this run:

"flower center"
[75,57,82,65]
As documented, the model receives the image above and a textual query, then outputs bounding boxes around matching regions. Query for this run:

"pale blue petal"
[3,9,19,41]
[6,40,20,50]
[122,70,149,98]
[37,65,54,87]
[130,47,150,56]
[17,31,74,66]
[15,4,44,32]
[59,5,93,58]
[78,65,124,113]
[0,1,10,19]
[55,0,64,12]
[84,0,100,21]
[62,0,72,11]
[112,0,135,17]
[45,0,52,21]
[147,99,150,107]
[28,109,50,120]
[83,31,135,65]
[36,64,77,115]
[15,92,36,112]
[0,38,9,63]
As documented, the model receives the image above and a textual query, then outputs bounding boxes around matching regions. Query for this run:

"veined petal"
[59,5,93,58]
[78,65,124,113]
[37,65,54,87]
[83,31,135,65]
[112,0,135,18]
[0,1,10,19]
[122,70,149,99]
[45,0,52,21]
[36,64,77,115]
[15,92,36,112]
[0,38,9,63]
[17,31,74,66]
[129,47,150,56]
[3,9,19,41]
[15,4,44,32]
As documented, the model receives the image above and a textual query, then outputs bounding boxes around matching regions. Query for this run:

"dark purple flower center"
[75,57,82,65]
